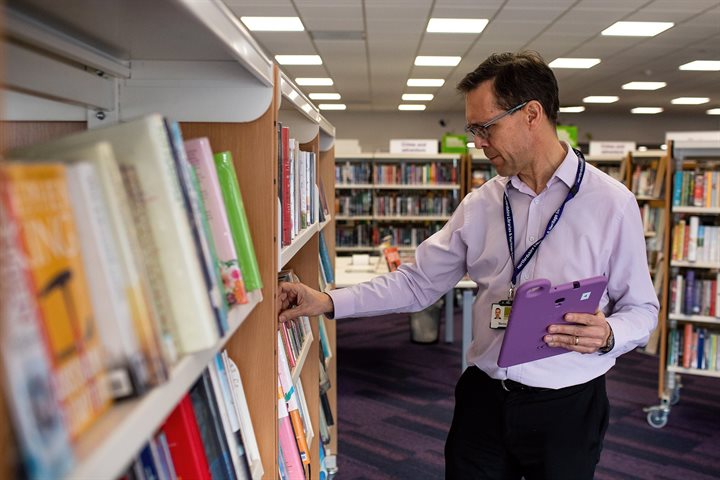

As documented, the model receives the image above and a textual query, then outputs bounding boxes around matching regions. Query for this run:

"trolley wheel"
[647,408,668,429]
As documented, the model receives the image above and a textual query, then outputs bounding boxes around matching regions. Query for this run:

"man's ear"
[525,100,544,128]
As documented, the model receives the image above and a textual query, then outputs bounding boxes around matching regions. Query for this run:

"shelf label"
[589,141,636,155]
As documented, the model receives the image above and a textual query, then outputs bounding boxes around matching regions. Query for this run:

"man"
[278,51,658,479]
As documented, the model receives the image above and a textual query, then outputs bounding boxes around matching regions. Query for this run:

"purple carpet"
[336,312,720,479]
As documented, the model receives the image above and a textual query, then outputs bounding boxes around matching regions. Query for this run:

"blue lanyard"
[503,150,586,291]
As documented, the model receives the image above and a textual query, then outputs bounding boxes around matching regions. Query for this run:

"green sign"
[441,133,468,154]
[556,125,578,148]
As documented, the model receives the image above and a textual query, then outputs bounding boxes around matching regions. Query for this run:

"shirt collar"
[503,142,579,193]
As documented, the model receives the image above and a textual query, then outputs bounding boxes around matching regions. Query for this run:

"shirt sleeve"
[603,193,660,356]
[328,199,470,319]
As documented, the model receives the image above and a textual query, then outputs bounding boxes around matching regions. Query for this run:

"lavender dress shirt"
[328,145,659,388]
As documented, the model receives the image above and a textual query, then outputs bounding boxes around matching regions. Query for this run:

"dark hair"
[457,51,559,124]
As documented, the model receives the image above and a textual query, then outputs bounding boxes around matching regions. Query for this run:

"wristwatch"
[598,325,615,354]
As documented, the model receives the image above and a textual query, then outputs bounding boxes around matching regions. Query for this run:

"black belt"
[500,378,553,393]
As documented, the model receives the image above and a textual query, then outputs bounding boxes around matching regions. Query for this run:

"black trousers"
[445,366,609,480]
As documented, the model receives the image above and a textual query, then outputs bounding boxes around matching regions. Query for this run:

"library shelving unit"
[645,139,720,429]
[585,153,627,183]
[335,152,462,254]
[1,1,336,479]
[464,147,492,197]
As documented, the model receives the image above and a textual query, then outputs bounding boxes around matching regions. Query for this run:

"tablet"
[497,276,608,368]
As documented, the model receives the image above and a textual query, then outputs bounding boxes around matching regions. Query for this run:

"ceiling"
[226,0,720,115]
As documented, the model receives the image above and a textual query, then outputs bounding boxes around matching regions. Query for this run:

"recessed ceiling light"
[707,108,720,115]
[318,104,346,110]
[295,77,333,86]
[275,55,322,65]
[309,93,341,100]
[402,93,434,101]
[601,21,673,37]
[549,58,601,69]
[559,106,586,113]
[631,107,663,114]
[415,56,462,67]
[407,78,445,87]
[622,82,666,90]
[679,60,720,71]
[241,16,304,31]
[398,104,427,111]
[583,96,619,103]
[671,97,710,105]
[427,18,489,33]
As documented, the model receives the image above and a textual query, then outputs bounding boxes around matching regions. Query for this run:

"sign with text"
[589,141,636,156]
[390,139,438,154]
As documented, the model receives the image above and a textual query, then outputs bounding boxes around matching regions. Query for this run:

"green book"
[213,151,263,291]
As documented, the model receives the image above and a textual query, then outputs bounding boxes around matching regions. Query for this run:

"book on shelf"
[214,151,263,292]
[190,370,236,480]
[166,121,229,336]
[0,180,75,480]
[277,334,311,466]
[383,246,401,272]
[185,137,249,307]
[1,162,112,440]
[277,382,306,480]
[153,431,177,480]
[12,141,170,396]
[222,351,263,479]
[319,230,335,284]
[162,394,211,480]
[14,114,220,354]
[207,356,252,480]
[280,125,292,246]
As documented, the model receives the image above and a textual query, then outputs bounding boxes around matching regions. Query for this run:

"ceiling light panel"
[398,104,427,111]
[622,82,666,90]
[601,21,673,37]
[319,104,346,111]
[241,16,304,32]
[559,106,585,113]
[671,97,710,105]
[407,79,445,87]
[402,94,434,101]
[631,107,663,114]
[309,93,341,100]
[296,78,334,86]
[679,61,720,71]
[707,108,720,115]
[549,58,601,69]
[415,56,462,66]
[583,96,619,103]
[275,55,322,65]
[427,18,489,33]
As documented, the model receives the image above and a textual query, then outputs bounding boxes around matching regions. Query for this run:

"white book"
[675,275,684,315]
[15,115,218,353]
[66,161,147,397]
[223,352,264,480]
[688,215,700,262]
[207,361,250,480]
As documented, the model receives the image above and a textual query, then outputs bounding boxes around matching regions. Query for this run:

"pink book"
[184,137,248,306]
[278,381,305,479]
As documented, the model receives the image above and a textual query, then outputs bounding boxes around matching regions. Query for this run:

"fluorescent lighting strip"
[295,77,333,86]
[679,60,720,71]
[415,56,461,67]
[583,96,619,103]
[319,104,346,110]
[622,82,666,90]
[309,93,341,100]
[398,104,426,111]
[707,108,720,115]
[559,106,585,113]
[601,21,673,37]
[407,78,445,87]
[549,58,600,69]
[631,107,663,114]
[402,93,434,101]
[275,55,322,65]
[671,97,710,105]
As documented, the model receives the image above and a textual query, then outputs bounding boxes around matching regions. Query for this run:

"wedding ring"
[574,335,579,346]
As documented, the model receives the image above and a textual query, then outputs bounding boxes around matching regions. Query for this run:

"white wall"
[324,110,720,153]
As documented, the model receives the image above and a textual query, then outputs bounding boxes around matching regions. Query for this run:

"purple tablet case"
[497,276,608,368]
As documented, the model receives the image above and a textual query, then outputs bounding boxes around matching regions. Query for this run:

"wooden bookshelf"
[1,3,336,480]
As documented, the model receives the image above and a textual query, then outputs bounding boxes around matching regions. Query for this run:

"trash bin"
[409,300,442,344]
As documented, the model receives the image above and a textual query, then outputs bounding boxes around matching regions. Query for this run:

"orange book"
[2,162,111,439]
[384,246,401,272]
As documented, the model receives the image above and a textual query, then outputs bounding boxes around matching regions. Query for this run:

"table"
[334,256,477,370]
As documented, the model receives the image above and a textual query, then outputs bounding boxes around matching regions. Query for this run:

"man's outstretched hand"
[278,281,334,322]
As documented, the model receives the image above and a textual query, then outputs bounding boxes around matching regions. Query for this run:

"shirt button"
[529,236,535,242]
[533,198,539,204]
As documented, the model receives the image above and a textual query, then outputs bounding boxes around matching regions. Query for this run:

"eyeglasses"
[465,101,528,139]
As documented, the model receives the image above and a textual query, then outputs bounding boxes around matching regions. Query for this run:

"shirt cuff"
[327,288,354,319]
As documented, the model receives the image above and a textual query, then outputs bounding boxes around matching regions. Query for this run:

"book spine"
[213,152,263,291]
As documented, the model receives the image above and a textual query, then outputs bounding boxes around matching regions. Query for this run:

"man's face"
[495,308,501,318]
[465,80,529,177]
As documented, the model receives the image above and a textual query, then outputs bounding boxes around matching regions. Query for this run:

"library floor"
[336,310,720,480]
